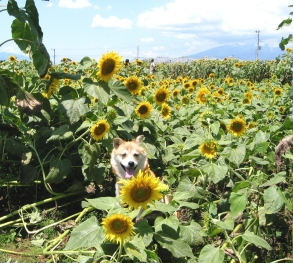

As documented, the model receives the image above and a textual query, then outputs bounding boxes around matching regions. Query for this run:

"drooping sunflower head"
[196,86,211,104]
[154,86,169,105]
[124,76,143,94]
[102,214,135,244]
[119,170,167,210]
[161,103,171,119]
[90,119,110,141]
[227,117,246,137]
[199,140,218,159]
[9,55,17,63]
[135,101,153,119]
[97,51,122,82]
[242,97,251,104]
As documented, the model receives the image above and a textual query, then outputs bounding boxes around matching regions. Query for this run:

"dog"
[111,135,153,196]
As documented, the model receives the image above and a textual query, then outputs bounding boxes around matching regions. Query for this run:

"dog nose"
[128,161,134,167]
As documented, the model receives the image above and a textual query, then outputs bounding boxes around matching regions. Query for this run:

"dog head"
[110,135,148,179]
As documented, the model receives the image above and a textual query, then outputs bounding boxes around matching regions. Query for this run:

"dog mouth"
[121,164,137,179]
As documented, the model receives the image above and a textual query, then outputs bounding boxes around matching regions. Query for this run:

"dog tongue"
[125,167,134,179]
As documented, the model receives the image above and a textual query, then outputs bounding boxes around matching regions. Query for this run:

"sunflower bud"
[16,90,42,116]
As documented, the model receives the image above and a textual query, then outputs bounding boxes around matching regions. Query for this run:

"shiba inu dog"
[110,135,154,197]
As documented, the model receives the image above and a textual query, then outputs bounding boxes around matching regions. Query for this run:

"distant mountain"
[187,44,285,60]
[0,52,29,61]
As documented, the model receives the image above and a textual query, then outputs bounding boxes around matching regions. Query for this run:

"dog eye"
[121,153,126,158]
[133,153,139,157]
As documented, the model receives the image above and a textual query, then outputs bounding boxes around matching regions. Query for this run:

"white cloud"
[106,5,112,10]
[47,3,53,7]
[140,37,154,43]
[58,0,91,9]
[94,5,100,10]
[91,15,132,29]
[137,0,292,38]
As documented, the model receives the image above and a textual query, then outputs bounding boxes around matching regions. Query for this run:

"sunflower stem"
[117,242,123,262]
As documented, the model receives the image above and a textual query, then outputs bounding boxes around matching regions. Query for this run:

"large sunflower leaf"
[45,158,71,184]
[198,244,224,263]
[83,78,109,105]
[108,79,135,103]
[64,216,104,250]
[58,96,90,124]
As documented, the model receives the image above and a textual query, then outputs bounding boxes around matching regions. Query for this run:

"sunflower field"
[0,1,292,263]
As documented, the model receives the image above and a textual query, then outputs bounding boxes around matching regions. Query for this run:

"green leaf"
[242,231,271,250]
[210,121,220,135]
[154,228,194,258]
[215,218,234,230]
[229,192,248,216]
[249,156,270,165]
[177,177,205,199]
[154,216,180,233]
[202,163,228,184]
[64,216,104,250]
[277,116,293,131]
[108,79,134,103]
[5,139,29,157]
[276,187,291,211]
[260,176,285,187]
[83,78,110,105]
[174,126,191,136]
[183,135,203,150]
[50,72,81,81]
[59,97,89,124]
[263,186,284,214]
[172,191,194,201]
[147,201,177,215]
[227,144,246,167]
[46,125,73,142]
[0,74,11,106]
[198,244,224,263]
[135,219,153,247]
[85,197,118,211]
[276,17,292,30]
[125,236,147,261]
[254,142,269,155]
[45,158,71,184]
[254,130,269,144]
[179,221,203,245]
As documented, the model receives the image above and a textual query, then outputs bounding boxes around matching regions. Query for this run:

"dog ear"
[135,135,144,144]
[113,138,123,149]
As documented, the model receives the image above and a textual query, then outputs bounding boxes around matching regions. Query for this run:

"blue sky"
[0,0,292,63]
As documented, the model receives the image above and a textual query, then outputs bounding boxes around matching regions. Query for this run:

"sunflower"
[119,170,166,210]
[90,119,110,141]
[217,88,224,95]
[247,122,258,129]
[274,88,282,96]
[124,76,143,94]
[199,140,218,159]
[242,97,251,104]
[135,101,153,119]
[227,118,246,137]
[188,86,195,93]
[191,79,199,87]
[102,214,135,244]
[279,106,285,113]
[183,82,190,89]
[172,88,180,98]
[180,95,190,105]
[209,73,215,78]
[47,78,60,98]
[161,103,171,119]
[97,51,122,82]
[196,86,211,104]
[9,55,17,62]
[154,86,169,105]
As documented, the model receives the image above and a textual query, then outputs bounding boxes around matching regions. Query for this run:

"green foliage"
[0,1,292,263]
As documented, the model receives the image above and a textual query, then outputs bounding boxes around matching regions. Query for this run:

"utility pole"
[51,48,55,65]
[255,30,261,60]
[137,45,139,59]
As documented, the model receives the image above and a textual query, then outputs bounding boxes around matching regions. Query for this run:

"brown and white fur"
[111,135,153,198]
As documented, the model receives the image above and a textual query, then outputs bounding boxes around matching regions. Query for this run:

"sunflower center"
[162,108,169,115]
[102,59,115,75]
[138,105,148,114]
[157,93,167,102]
[111,219,128,234]
[94,124,106,135]
[131,185,152,202]
[203,143,215,154]
[128,82,137,91]
[231,122,243,132]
